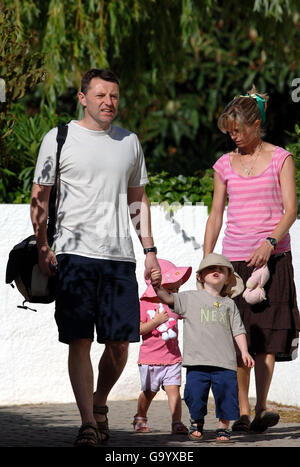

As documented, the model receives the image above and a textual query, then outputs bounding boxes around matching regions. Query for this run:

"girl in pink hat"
[133,258,192,434]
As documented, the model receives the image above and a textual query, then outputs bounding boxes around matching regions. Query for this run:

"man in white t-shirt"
[30,69,160,447]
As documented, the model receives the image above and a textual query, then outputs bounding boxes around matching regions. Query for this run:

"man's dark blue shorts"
[55,254,140,344]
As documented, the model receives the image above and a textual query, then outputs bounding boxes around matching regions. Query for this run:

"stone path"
[0,399,299,450]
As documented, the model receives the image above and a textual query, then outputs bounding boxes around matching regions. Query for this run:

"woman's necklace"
[238,141,263,176]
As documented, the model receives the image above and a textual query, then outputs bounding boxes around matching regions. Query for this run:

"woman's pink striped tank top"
[213,146,292,261]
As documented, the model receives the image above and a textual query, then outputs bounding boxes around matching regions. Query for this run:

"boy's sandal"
[188,418,204,442]
[74,422,100,448]
[133,414,151,433]
[215,428,232,443]
[171,421,188,435]
[231,415,251,432]
[249,409,280,433]
[93,403,110,444]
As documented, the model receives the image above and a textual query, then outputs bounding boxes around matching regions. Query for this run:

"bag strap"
[47,124,68,245]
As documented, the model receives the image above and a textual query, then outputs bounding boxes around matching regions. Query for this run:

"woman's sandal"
[74,422,100,448]
[132,414,151,433]
[215,428,232,443]
[249,409,280,433]
[231,415,251,432]
[188,419,204,442]
[171,421,188,435]
[93,402,110,444]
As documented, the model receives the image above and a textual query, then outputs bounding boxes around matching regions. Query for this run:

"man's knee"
[69,338,92,354]
[104,341,129,358]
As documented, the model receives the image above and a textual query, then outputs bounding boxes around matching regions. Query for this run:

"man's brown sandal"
[93,403,110,444]
[74,422,100,448]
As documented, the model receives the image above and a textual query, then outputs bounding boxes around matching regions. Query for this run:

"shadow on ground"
[0,401,299,448]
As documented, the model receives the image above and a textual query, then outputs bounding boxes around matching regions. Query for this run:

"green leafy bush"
[1,104,71,203]
[146,170,214,211]
[286,124,300,217]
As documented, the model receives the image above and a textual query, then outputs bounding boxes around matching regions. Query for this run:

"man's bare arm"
[127,185,160,278]
[30,183,56,276]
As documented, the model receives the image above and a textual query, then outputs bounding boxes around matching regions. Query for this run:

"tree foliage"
[0,5,46,200]
[0,0,300,203]
[0,7,46,110]
[286,124,300,214]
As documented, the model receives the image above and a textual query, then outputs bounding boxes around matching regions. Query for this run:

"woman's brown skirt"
[232,252,300,361]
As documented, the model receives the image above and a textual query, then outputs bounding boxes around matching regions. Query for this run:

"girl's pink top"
[213,146,292,261]
[138,300,182,365]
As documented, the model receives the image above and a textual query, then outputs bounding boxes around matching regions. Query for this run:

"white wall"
[0,204,299,406]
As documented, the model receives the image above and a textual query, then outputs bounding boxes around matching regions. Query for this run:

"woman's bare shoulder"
[262,141,276,152]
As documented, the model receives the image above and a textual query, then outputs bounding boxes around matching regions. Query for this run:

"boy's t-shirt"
[173,289,246,371]
[138,300,182,365]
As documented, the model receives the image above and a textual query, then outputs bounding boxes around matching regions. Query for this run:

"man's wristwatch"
[143,246,157,255]
[266,237,277,248]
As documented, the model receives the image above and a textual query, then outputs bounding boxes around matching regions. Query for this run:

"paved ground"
[0,398,299,453]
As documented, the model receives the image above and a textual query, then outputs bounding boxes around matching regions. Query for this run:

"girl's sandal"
[188,419,204,442]
[215,428,232,443]
[171,421,188,435]
[132,414,151,433]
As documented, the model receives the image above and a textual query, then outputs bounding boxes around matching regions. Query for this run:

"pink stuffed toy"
[242,265,270,305]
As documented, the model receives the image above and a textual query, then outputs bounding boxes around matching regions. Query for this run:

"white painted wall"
[0,204,299,406]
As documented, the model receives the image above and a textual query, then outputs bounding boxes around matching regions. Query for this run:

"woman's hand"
[246,240,274,268]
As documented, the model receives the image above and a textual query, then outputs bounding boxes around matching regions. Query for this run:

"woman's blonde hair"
[218,85,269,136]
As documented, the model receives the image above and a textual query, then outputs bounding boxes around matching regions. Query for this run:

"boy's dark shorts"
[184,366,240,421]
[55,254,140,344]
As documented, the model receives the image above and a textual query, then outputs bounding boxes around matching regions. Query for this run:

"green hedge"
[286,124,300,215]
[147,170,214,211]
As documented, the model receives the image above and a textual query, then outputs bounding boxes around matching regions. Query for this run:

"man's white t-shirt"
[33,120,149,262]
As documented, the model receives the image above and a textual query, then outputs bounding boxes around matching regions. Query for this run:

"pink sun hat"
[140,258,192,300]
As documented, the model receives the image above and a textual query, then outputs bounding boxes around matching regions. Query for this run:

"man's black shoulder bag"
[5,124,68,311]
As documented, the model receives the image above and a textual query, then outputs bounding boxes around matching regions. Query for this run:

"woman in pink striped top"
[204,86,300,434]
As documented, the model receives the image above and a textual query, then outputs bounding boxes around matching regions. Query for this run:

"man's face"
[78,77,119,129]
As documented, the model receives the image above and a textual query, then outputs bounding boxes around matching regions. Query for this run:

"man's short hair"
[81,69,119,94]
